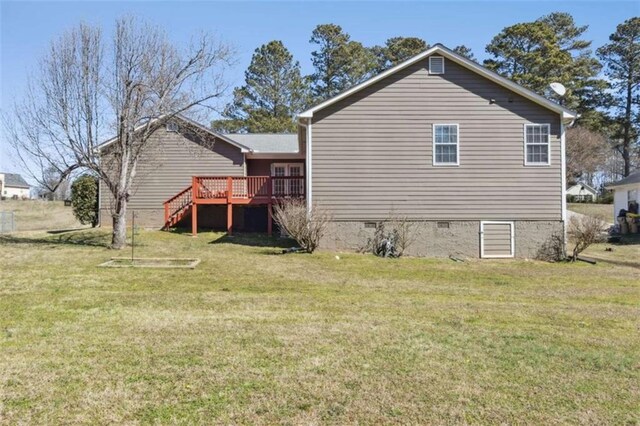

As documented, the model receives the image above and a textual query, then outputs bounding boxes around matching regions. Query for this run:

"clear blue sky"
[0,0,638,175]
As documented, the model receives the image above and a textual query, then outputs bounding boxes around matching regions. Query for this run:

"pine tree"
[597,17,640,176]
[212,40,308,133]
[371,37,428,72]
[310,24,376,101]
[452,45,475,61]
[484,13,606,119]
[484,21,568,96]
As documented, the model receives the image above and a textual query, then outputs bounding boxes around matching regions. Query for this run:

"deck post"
[191,176,198,237]
[227,177,233,235]
[164,202,169,226]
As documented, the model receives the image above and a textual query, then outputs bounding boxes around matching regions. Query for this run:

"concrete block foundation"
[321,220,564,259]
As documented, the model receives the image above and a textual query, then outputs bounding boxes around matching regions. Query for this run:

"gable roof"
[606,170,640,188]
[567,182,598,194]
[0,172,30,188]
[298,44,578,121]
[224,134,298,153]
[97,114,252,153]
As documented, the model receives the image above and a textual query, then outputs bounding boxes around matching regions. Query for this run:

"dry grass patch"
[568,203,614,222]
[0,229,638,424]
[0,199,85,231]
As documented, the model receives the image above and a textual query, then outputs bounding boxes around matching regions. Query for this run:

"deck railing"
[193,176,304,200]
[163,185,193,225]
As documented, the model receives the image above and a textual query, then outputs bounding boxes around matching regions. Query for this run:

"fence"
[0,211,16,234]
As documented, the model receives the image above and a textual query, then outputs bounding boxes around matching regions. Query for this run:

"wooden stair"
[163,185,193,230]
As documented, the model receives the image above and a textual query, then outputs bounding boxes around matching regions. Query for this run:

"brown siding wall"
[311,56,562,221]
[99,127,244,226]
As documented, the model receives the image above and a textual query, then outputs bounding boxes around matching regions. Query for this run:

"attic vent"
[166,121,179,132]
[429,56,445,75]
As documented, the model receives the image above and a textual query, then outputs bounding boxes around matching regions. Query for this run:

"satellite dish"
[550,82,566,97]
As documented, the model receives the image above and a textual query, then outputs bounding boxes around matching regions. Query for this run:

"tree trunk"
[111,197,128,249]
[623,79,632,177]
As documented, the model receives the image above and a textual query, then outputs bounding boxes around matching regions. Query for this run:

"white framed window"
[429,56,445,74]
[433,124,459,166]
[524,124,550,165]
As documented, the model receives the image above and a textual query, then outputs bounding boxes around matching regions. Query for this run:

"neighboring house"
[0,173,31,199]
[566,182,598,202]
[606,170,640,223]
[98,44,577,259]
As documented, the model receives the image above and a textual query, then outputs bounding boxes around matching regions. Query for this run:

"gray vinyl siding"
[99,127,244,213]
[482,223,513,257]
[311,56,562,221]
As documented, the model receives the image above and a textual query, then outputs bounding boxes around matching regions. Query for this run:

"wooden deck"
[163,176,304,235]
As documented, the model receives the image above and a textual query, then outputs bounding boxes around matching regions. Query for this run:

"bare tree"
[272,199,331,253]
[567,215,608,261]
[566,126,609,185]
[3,17,234,248]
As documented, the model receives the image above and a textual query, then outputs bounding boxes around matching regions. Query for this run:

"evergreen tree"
[213,40,308,133]
[371,37,428,72]
[484,13,606,119]
[484,21,569,97]
[310,24,376,101]
[452,45,475,61]
[71,174,98,227]
[597,17,640,176]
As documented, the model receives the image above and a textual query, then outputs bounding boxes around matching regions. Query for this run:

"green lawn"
[0,229,638,424]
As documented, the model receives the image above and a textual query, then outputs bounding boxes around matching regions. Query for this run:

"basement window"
[429,56,445,74]
[364,222,377,229]
[437,221,450,229]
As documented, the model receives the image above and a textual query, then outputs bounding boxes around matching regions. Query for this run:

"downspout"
[560,118,567,254]
[306,117,313,214]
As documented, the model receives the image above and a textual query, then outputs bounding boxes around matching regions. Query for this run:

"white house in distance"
[566,182,598,202]
[606,170,640,222]
[0,172,31,199]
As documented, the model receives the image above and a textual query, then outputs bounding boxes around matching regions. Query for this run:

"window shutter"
[429,56,445,74]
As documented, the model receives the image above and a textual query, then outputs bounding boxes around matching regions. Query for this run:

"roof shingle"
[607,170,640,188]
[224,134,299,153]
[1,172,30,188]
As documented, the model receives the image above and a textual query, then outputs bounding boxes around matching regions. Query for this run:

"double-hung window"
[433,124,459,166]
[524,124,550,165]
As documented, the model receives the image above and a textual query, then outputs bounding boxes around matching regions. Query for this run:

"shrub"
[71,175,98,227]
[567,214,607,261]
[363,214,416,258]
[599,190,614,204]
[536,232,565,262]
[272,199,330,253]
